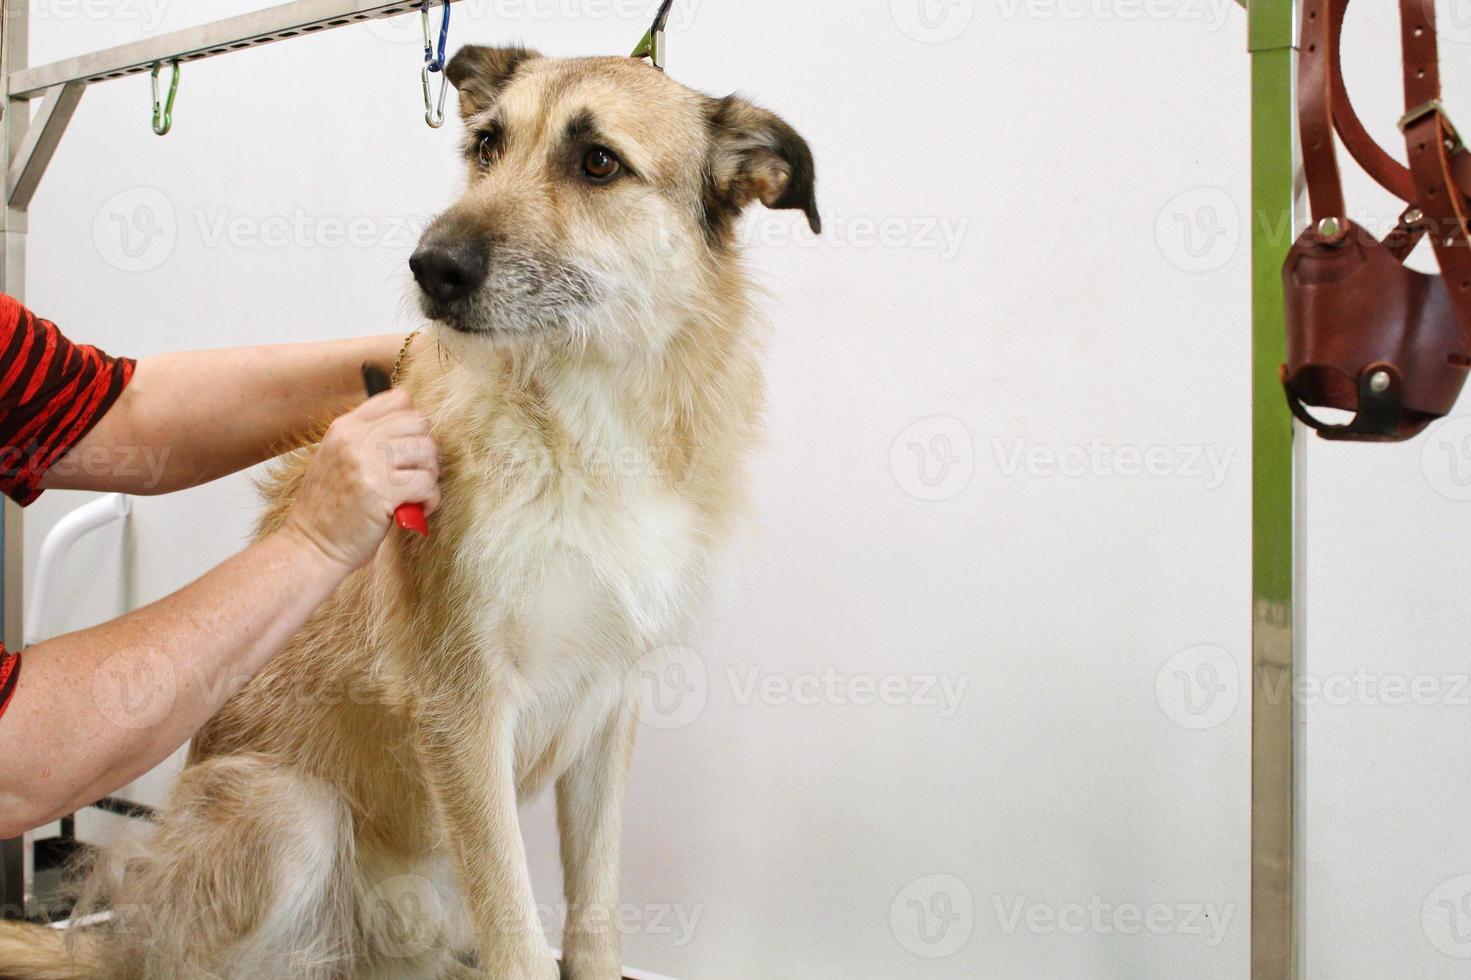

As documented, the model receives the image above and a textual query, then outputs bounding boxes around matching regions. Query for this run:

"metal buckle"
[1398,99,1465,153]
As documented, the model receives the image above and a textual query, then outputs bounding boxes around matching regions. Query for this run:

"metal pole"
[0,0,29,922]
[1248,0,1302,977]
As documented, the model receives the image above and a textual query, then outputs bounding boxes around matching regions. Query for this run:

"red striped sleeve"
[0,647,18,725]
[0,294,135,505]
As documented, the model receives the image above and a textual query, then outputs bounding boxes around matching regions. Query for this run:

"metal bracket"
[6,82,84,210]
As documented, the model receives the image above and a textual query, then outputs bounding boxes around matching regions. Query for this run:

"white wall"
[18,1,1471,978]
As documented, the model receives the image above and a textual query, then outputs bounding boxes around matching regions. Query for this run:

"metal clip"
[631,0,675,71]
[1398,99,1464,153]
[151,61,179,136]
[421,0,451,128]
[422,64,449,128]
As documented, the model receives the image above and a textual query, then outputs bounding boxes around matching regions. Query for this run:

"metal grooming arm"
[0,0,468,922]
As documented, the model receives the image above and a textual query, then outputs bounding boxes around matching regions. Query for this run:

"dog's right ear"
[445,45,542,119]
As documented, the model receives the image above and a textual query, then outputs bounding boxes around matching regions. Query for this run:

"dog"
[0,43,817,980]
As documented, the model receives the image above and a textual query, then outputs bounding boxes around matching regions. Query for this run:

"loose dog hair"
[0,44,816,980]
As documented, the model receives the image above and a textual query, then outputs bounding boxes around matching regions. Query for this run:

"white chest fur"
[436,359,713,782]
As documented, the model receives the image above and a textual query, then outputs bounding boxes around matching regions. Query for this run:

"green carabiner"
[151,61,179,136]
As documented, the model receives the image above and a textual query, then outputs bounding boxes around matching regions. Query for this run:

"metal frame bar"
[7,0,459,100]
[1248,0,1302,977]
[7,81,83,211]
[0,0,469,923]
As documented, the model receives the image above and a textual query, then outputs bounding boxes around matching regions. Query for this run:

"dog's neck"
[414,265,762,513]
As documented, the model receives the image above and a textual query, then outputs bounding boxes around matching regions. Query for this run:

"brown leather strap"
[1299,0,1471,348]
[1399,0,1471,346]
[1298,0,1345,223]
[1325,0,1471,204]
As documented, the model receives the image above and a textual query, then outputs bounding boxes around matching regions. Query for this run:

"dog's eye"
[477,131,499,168]
[581,147,621,183]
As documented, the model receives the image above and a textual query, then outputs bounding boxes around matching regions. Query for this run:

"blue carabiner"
[423,0,450,73]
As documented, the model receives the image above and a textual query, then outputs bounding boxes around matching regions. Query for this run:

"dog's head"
[409,46,819,355]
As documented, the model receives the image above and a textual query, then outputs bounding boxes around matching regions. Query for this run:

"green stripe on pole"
[1248,1,1298,978]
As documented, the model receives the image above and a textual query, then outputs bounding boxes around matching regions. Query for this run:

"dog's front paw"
[561,942,622,980]
[493,954,560,980]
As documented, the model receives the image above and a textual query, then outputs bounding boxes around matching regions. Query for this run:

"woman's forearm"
[40,334,405,495]
[0,526,352,837]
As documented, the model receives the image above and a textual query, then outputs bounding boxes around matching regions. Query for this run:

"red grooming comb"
[361,363,430,538]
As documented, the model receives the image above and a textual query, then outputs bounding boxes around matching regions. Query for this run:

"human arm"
[38,335,407,495]
[0,388,440,837]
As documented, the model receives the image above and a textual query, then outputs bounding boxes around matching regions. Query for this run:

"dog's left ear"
[446,45,542,119]
[705,95,821,236]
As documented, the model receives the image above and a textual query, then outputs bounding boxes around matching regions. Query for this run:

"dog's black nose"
[410,243,488,304]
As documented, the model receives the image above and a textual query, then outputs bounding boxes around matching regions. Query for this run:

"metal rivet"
[1405,208,1424,225]
[1318,216,1342,238]
[1369,370,1392,394]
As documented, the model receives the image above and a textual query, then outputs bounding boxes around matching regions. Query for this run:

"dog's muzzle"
[410,240,489,324]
